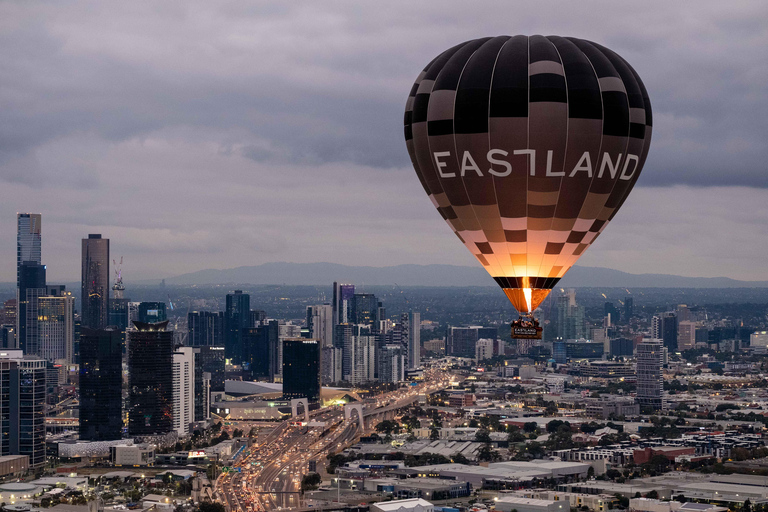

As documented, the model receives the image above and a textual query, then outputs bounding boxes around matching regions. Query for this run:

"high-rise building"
[172,347,195,436]
[128,321,173,436]
[17,262,46,353]
[447,326,480,358]
[250,309,267,327]
[81,234,109,329]
[335,323,354,380]
[332,282,355,326]
[0,351,47,468]
[346,335,376,385]
[554,290,586,340]
[187,311,224,347]
[79,328,123,441]
[1,299,17,327]
[243,326,271,380]
[192,348,211,423]
[196,346,225,392]
[652,312,678,352]
[224,291,250,363]
[321,346,342,385]
[282,338,320,402]
[351,294,379,327]
[17,213,42,285]
[307,305,333,348]
[636,339,663,410]
[624,297,634,321]
[407,312,420,369]
[378,344,404,383]
[138,302,167,324]
[37,288,75,363]
[678,321,696,351]
[475,338,494,362]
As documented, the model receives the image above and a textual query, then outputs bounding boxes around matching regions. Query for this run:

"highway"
[214,368,452,512]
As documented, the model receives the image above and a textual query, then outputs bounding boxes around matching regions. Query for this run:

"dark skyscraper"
[351,293,378,327]
[243,326,271,380]
[128,321,173,436]
[17,261,46,353]
[81,234,109,329]
[79,328,123,441]
[196,345,225,392]
[138,301,167,324]
[624,297,634,321]
[17,213,41,287]
[282,338,320,402]
[224,290,250,362]
[187,311,224,347]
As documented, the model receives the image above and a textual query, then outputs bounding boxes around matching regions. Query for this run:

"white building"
[476,338,494,362]
[379,344,405,383]
[371,498,434,512]
[173,347,195,437]
[37,291,75,364]
[347,335,376,385]
[307,305,333,348]
[495,497,564,512]
[321,346,343,385]
[750,331,768,348]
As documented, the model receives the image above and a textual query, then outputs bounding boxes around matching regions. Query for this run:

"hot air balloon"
[404,35,652,339]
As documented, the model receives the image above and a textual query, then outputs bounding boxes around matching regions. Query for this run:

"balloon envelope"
[404,35,652,313]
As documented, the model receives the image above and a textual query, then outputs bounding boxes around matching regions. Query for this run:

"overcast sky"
[2,1,767,283]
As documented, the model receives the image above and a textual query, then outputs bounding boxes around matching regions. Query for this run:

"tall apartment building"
[173,347,195,437]
[321,346,342,385]
[652,312,678,352]
[224,291,249,363]
[407,312,420,369]
[0,351,47,468]
[307,305,333,348]
[332,282,355,326]
[188,311,224,347]
[81,234,109,329]
[636,339,664,410]
[79,328,123,441]
[37,288,75,364]
[378,344,404,383]
[17,262,46,353]
[346,335,376,385]
[128,321,173,436]
[192,348,211,422]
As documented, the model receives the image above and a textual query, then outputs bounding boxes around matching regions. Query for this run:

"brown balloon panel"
[404,35,652,319]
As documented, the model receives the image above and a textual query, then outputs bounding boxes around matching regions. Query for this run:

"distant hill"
[158,262,768,288]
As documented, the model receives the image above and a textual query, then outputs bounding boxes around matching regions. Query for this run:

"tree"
[523,422,538,433]
[301,473,322,492]
[477,444,502,462]
[475,429,492,443]
[452,453,470,464]
[198,503,226,512]
[430,426,440,441]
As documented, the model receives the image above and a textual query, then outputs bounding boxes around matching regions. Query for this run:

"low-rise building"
[0,455,29,478]
[495,497,565,512]
[371,498,434,512]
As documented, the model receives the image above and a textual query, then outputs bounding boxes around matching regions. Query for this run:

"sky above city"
[1,1,767,282]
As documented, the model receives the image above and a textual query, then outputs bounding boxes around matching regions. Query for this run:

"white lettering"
[460,151,483,177]
[569,152,593,177]
[598,152,623,179]
[544,150,564,177]
[619,154,639,181]
[433,151,454,178]
[487,149,512,177]
[514,149,536,176]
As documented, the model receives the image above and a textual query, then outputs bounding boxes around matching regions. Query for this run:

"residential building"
[332,282,355,326]
[378,344,405,384]
[0,351,47,468]
[17,261,46,353]
[307,305,333,348]
[636,339,664,410]
[37,288,75,364]
[79,328,123,441]
[128,321,173,436]
[321,346,343,385]
[173,347,195,436]
[224,291,249,363]
[81,234,109,329]
[187,311,224,347]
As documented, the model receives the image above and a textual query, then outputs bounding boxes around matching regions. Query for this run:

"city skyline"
[2,1,767,283]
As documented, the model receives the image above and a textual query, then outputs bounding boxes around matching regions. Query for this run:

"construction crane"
[112,257,125,299]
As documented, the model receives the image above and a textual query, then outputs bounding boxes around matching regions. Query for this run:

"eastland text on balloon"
[433,150,640,180]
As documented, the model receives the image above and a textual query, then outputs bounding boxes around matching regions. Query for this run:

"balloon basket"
[510,313,542,340]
